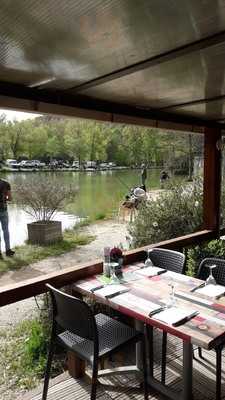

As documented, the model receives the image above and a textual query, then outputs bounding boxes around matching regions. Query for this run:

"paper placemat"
[154,307,198,326]
[75,279,100,292]
[136,266,166,277]
[95,284,128,298]
[196,284,225,298]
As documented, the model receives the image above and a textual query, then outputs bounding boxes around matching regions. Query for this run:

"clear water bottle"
[103,247,111,277]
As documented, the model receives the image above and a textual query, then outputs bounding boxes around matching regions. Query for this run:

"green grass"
[94,212,106,220]
[0,316,64,391]
[0,229,95,274]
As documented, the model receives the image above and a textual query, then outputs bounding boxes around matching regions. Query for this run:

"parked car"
[5,159,20,169]
[85,161,97,169]
[32,160,46,168]
[72,161,80,169]
[99,162,109,170]
[19,160,35,168]
[108,162,116,168]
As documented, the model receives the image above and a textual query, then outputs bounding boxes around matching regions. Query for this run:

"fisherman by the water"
[141,163,147,191]
[160,170,169,188]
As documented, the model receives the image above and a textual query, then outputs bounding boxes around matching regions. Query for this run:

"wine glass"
[167,279,176,307]
[144,249,153,268]
[205,264,217,285]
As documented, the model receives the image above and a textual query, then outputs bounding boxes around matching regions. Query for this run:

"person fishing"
[160,170,169,188]
[141,163,147,191]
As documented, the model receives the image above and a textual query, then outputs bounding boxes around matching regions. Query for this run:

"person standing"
[141,163,147,191]
[160,170,169,188]
[0,178,14,258]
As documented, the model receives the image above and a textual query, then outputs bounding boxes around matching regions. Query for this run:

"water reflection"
[7,204,79,247]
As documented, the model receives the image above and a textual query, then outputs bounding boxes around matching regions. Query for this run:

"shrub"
[186,239,225,276]
[15,175,77,221]
[129,178,203,247]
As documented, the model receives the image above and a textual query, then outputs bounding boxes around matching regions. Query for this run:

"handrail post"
[203,127,222,237]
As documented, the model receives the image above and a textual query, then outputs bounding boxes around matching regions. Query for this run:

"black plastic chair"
[149,248,185,275]
[42,284,148,400]
[197,257,225,400]
[147,248,185,383]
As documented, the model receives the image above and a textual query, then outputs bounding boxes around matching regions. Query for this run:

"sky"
[0,109,41,121]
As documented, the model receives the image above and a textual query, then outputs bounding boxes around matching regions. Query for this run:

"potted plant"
[15,176,77,245]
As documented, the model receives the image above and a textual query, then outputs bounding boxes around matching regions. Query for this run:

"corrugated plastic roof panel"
[0,0,225,122]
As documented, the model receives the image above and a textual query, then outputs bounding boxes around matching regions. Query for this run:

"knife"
[190,283,205,293]
[172,311,199,326]
[149,306,166,317]
[157,269,167,275]
[90,285,105,293]
[105,289,130,299]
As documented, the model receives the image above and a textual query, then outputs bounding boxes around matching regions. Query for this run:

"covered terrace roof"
[0,0,225,131]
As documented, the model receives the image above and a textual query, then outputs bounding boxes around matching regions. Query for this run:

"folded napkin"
[95,284,129,298]
[196,284,225,298]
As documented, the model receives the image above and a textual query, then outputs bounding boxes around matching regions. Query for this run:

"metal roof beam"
[67,30,225,93]
[0,81,221,133]
[159,94,225,111]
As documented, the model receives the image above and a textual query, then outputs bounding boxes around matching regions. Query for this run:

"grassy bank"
[0,306,64,394]
[0,227,95,274]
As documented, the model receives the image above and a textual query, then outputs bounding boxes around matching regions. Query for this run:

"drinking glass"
[144,249,153,268]
[103,247,111,278]
[167,279,176,307]
[205,264,217,285]
[110,262,120,284]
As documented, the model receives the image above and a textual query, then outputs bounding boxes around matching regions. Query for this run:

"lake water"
[0,169,184,247]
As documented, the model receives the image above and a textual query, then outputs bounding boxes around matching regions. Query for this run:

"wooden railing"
[0,229,215,308]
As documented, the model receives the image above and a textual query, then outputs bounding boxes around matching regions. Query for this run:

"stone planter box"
[27,220,62,245]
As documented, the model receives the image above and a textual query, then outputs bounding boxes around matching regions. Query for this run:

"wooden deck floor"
[26,332,225,400]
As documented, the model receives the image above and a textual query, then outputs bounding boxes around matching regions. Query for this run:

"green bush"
[0,295,64,390]
[129,179,203,247]
[186,239,225,276]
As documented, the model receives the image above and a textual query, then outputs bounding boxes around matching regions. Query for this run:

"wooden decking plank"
[28,333,225,400]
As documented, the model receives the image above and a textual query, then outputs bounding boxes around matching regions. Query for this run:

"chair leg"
[141,336,149,400]
[161,331,167,384]
[146,325,154,377]
[216,346,222,400]
[42,339,55,400]
[198,347,203,358]
[91,358,99,400]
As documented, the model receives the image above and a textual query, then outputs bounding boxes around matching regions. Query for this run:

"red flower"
[110,247,123,260]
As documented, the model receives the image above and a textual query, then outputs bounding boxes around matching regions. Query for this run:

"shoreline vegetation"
[0,114,202,176]
[0,223,95,275]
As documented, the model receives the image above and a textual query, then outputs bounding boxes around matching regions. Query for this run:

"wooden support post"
[67,351,85,378]
[203,127,222,235]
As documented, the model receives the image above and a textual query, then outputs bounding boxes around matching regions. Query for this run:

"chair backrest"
[46,284,97,341]
[149,248,185,274]
[197,258,225,285]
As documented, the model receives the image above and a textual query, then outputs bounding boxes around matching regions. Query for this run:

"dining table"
[73,262,225,400]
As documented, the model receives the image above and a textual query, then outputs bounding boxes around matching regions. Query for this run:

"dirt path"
[0,219,129,327]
